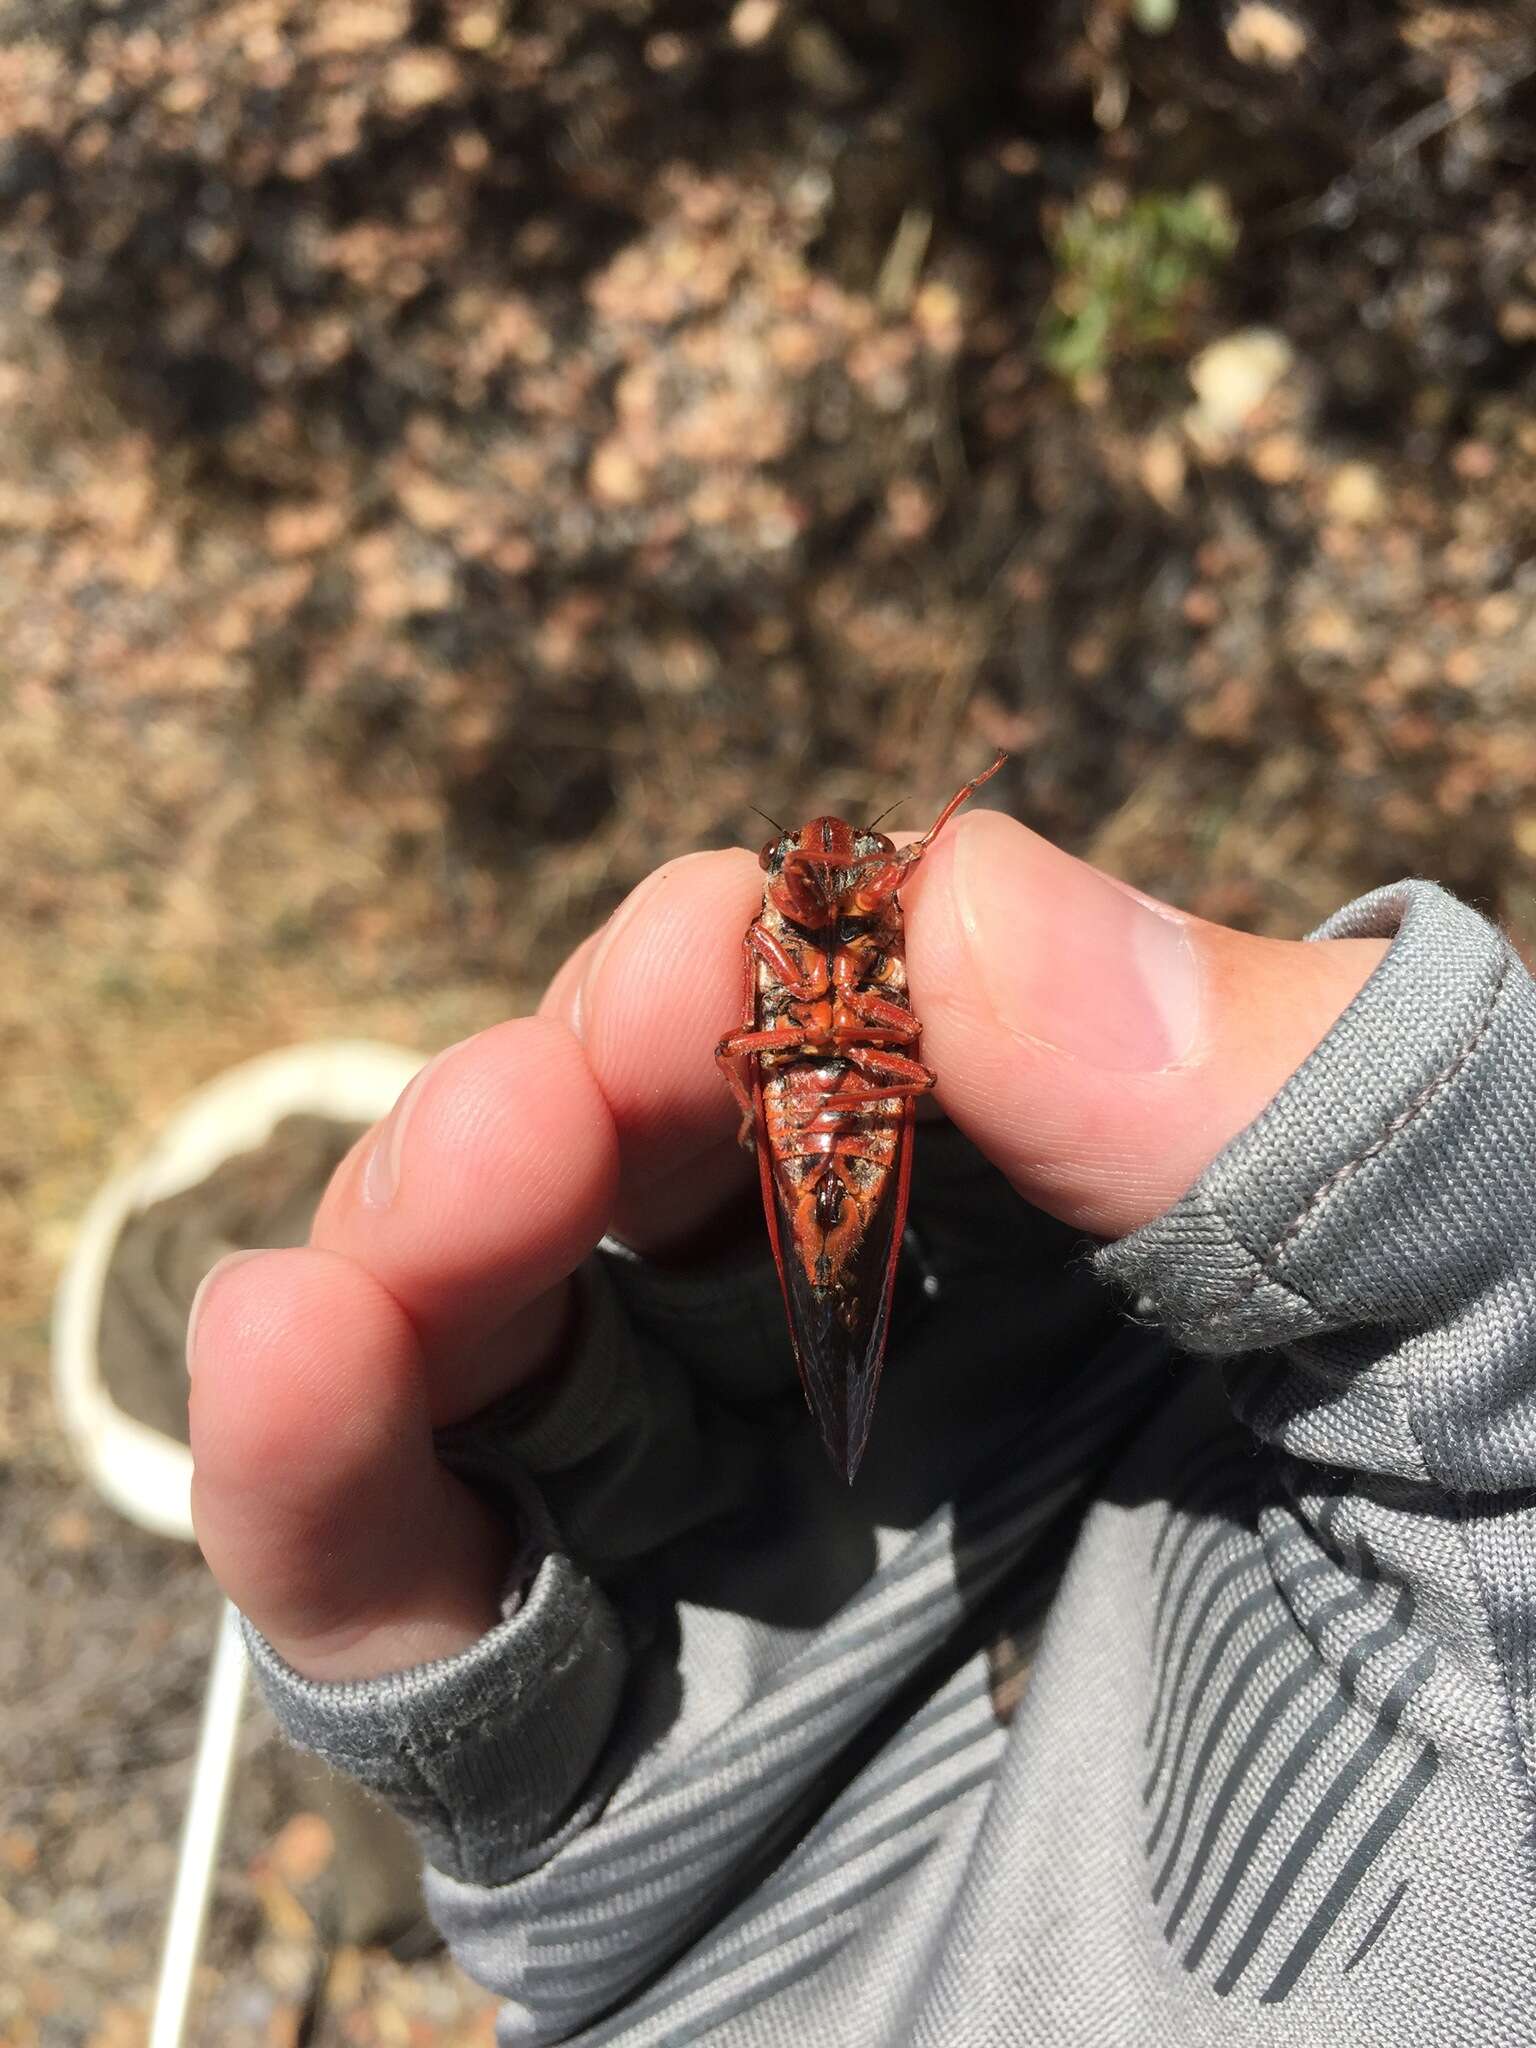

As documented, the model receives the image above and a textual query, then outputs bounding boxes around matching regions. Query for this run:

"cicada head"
[760,815,868,926]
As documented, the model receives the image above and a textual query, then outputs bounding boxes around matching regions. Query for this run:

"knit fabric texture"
[245,880,1536,2044]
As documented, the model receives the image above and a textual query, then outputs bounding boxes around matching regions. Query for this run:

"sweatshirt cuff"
[1096,879,1514,1354]
[241,1471,627,1886]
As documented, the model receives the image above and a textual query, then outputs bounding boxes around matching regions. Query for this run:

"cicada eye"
[759,838,780,870]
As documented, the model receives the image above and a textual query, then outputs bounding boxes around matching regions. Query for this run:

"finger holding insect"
[540,847,767,1252]
[189,1013,626,1680]
[308,839,768,1400]
[192,860,762,1683]
[539,926,601,1039]
[189,1247,516,1680]
[303,1015,620,1421]
[906,808,1388,1239]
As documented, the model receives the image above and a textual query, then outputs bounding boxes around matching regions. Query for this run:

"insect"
[715,751,1008,1483]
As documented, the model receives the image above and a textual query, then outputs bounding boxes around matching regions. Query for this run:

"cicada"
[715,752,1007,1482]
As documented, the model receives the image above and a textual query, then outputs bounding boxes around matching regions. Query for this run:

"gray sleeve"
[242,878,1536,2047]
[242,1239,789,1885]
[1098,874,1536,1833]
[1097,876,1518,1386]
[1099,876,1535,1505]
[240,1472,627,1884]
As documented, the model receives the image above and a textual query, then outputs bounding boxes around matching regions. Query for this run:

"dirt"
[3,1,1536,2038]
[100,1114,364,1441]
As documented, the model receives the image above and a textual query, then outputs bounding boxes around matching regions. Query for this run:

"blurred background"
[5,0,1536,2039]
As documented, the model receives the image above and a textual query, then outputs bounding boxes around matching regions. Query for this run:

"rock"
[1325,461,1387,526]
[84,2002,146,2048]
[1226,3,1310,69]
[730,0,780,48]
[451,7,503,51]
[1452,439,1498,481]
[1477,593,1520,637]
[0,1827,39,1872]
[265,501,347,557]
[1300,605,1361,658]
[785,21,865,102]
[885,477,937,543]
[308,1,411,58]
[1187,329,1295,440]
[1133,0,1180,32]
[1249,431,1305,484]
[1138,430,1187,510]
[45,1506,94,1552]
[913,281,964,354]
[268,1812,334,1889]
[381,49,461,116]
[588,438,646,507]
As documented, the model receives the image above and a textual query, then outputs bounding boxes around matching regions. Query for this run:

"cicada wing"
[762,1099,915,1484]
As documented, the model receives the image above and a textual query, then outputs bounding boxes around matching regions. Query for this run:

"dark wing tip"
[803,1382,871,1486]
[786,1285,884,1487]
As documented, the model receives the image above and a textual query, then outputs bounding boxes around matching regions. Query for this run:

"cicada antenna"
[749,804,789,835]
[865,798,906,832]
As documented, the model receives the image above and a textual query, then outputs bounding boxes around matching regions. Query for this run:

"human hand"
[187,813,1385,1683]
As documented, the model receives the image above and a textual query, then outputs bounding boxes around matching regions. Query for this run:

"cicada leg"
[823,1040,936,1105]
[714,1022,813,1148]
[835,987,922,1041]
[748,920,828,1002]
[840,750,1008,917]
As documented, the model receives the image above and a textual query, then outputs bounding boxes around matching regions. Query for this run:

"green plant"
[1041,185,1236,381]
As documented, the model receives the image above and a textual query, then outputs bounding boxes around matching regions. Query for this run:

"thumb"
[909,811,1388,1240]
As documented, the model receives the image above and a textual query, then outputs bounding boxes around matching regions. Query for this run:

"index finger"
[540,848,764,1252]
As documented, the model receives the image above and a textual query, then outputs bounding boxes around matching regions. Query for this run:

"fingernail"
[956,815,1202,1072]
[185,1249,263,1373]
[361,1042,462,1210]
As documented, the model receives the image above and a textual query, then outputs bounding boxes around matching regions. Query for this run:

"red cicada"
[715,752,1007,1483]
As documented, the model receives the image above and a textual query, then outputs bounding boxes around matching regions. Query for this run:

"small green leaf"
[1040,184,1235,383]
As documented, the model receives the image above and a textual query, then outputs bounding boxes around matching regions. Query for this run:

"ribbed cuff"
[1096,880,1512,1358]
[241,1471,628,1886]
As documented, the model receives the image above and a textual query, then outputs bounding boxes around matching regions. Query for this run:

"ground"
[3,2,1536,2039]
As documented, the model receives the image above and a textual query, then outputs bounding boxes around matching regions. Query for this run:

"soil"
[3,1,1536,2039]
[100,1114,364,1441]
